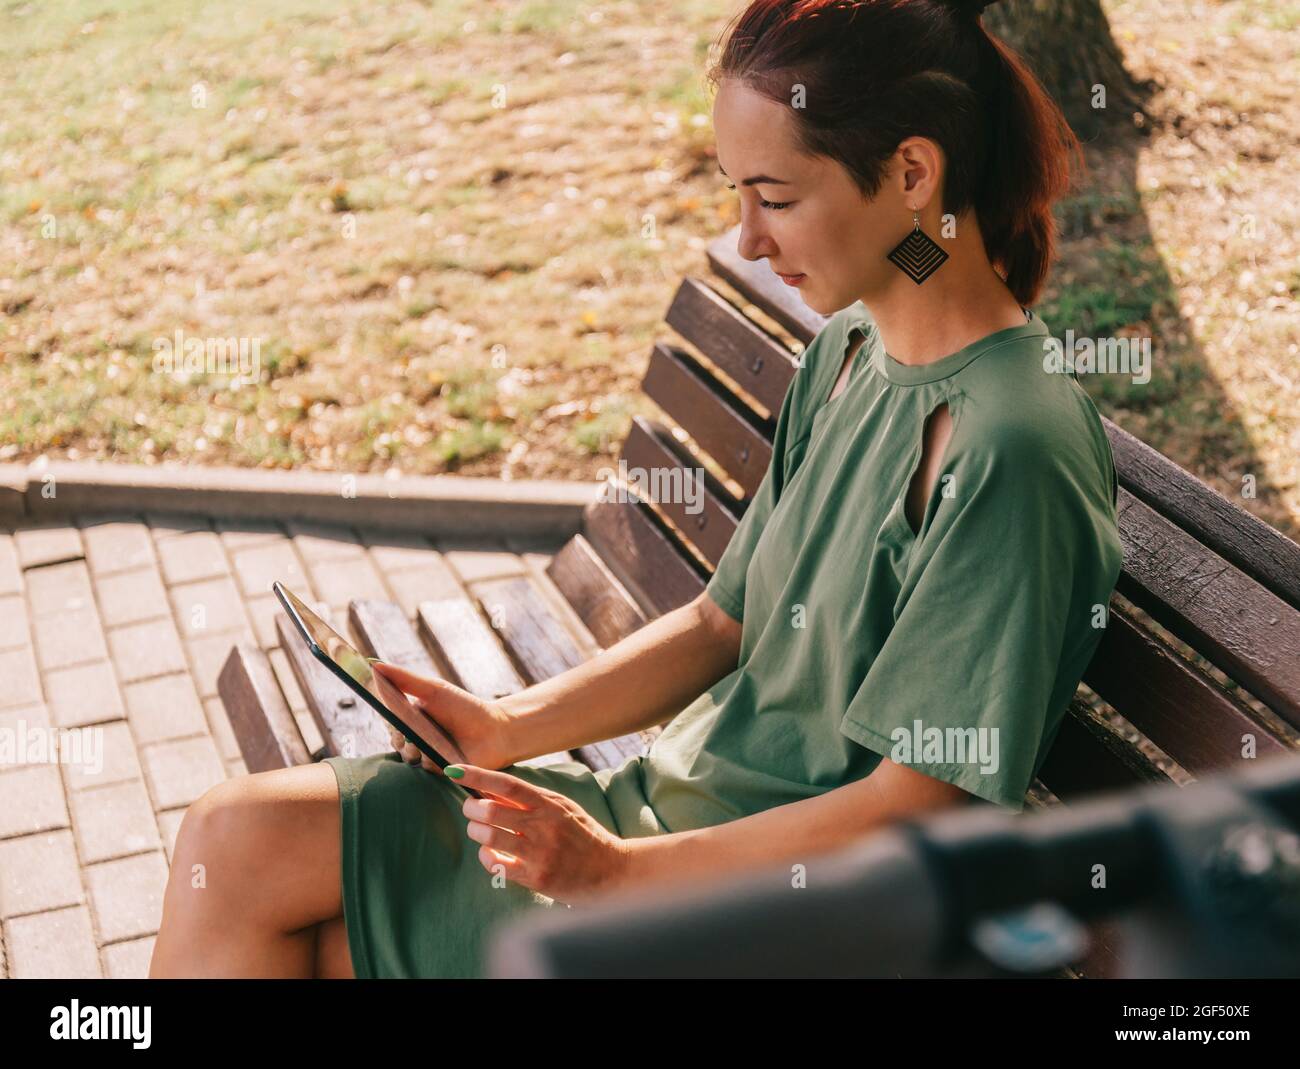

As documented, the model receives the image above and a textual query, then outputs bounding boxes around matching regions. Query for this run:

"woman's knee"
[169,763,343,929]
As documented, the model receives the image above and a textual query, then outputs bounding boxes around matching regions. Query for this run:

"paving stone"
[156,808,186,864]
[81,521,156,577]
[0,702,50,745]
[33,605,108,671]
[378,560,464,615]
[123,672,207,745]
[0,765,69,837]
[5,906,102,978]
[102,935,155,979]
[203,696,242,763]
[69,779,162,864]
[358,528,439,571]
[14,525,83,569]
[146,513,212,538]
[0,533,21,596]
[155,530,230,586]
[229,539,312,599]
[140,736,226,810]
[287,521,364,562]
[0,593,31,650]
[94,567,170,628]
[437,540,526,582]
[86,851,168,943]
[215,517,286,550]
[306,553,389,608]
[23,559,93,616]
[108,618,188,684]
[44,660,124,728]
[225,755,248,778]
[62,721,142,791]
[268,647,306,711]
[0,830,84,918]
[244,593,283,648]
[169,575,249,639]
[185,628,255,699]
[0,646,42,711]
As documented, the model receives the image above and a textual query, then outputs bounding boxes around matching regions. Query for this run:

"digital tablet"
[273,581,485,799]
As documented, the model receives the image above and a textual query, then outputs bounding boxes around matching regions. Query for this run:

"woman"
[150,0,1123,979]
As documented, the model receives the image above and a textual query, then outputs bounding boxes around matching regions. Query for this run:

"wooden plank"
[1037,698,1173,802]
[349,599,439,675]
[546,534,648,649]
[581,495,707,617]
[350,597,574,770]
[1105,418,1300,611]
[1084,603,1294,774]
[664,277,797,416]
[619,415,742,569]
[474,576,650,772]
[416,597,527,701]
[275,614,391,759]
[217,643,314,772]
[1115,487,1300,728]
[642,343,773,497]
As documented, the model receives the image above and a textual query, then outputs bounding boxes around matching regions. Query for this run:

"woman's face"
[712,79,912,316]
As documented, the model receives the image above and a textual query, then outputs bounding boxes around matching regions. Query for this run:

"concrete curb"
[0,461,599,538]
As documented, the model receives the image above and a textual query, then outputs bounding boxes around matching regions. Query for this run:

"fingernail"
[445,765,464,778]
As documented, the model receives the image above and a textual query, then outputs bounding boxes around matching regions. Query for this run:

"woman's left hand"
[452,764,635,906]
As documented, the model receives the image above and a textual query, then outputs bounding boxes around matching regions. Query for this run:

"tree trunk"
[984,0,1150,139]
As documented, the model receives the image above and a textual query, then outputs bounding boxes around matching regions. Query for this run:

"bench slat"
[546,534,648,649]
[664,277,797,416]
[217,643,314,772]
[274,614,392,759]
[416,597,527,701]
[643,343,773,497]
[581,495,707,616]
[474,575,650,772]
[1106,418,1300,612]
[620,415,742,569]
[706,229,825,340]
[1037,699,1173,801]
[1084,603,1293,773]
[1116,488,1300,727]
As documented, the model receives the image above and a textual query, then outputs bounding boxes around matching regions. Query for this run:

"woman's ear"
[894,136,944,209]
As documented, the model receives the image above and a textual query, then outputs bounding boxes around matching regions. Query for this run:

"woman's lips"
[775,271,806,287]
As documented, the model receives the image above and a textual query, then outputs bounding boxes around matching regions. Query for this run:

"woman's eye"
[724,183,790,211]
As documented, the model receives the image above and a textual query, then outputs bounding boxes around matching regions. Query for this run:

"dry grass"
[1,0,1296,538]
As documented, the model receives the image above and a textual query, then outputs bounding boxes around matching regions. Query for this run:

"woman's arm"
[621,757,973,892]
[498,591,743,766]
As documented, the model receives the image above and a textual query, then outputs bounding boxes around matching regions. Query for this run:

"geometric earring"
[887,211,949,284]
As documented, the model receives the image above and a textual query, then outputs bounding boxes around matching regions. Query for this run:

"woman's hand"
[449,764,635,907]
[370,661,516,772]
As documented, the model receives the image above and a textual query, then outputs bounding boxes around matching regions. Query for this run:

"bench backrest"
[548,224,1300,807]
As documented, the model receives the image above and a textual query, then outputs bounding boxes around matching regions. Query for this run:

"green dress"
[324,300,1124,978]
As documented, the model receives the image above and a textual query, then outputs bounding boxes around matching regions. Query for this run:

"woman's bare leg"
[150,761,354,978]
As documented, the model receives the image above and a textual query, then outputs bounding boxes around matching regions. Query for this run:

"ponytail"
[708,0,1084,306]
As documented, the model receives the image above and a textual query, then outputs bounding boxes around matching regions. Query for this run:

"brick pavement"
[0,513,565,978]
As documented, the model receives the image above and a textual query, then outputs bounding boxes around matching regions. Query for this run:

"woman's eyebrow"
[718,164,791,186]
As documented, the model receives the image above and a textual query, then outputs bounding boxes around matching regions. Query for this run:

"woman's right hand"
[370,661,516,772]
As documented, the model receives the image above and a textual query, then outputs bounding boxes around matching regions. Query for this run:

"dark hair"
[707,0,1084,306]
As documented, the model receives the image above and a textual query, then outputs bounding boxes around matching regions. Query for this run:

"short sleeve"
[704,315,849,622]
[837,424,1108,811]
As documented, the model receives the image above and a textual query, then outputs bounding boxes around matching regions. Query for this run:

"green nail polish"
[445,765,464,778]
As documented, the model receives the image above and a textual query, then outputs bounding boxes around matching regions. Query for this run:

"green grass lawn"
[1,0,1296,536]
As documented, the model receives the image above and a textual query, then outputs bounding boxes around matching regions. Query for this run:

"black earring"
[888,211,948,284]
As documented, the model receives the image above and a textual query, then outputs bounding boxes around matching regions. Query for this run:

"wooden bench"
[218,223,1300,979]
